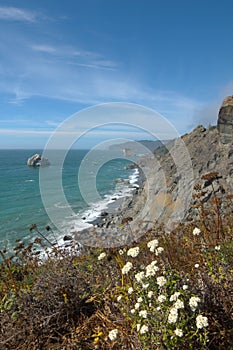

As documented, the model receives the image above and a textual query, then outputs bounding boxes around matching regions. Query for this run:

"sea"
[0,149,139,252]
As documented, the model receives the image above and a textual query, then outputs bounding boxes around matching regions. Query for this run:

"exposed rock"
[27,154,50,167]
[217,95,233,144]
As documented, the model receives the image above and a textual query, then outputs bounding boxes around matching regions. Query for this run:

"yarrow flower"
[215,245,221,251]
[189,296,201,311]
[131,309,135,314]
[122,261,133,275]
[137,297,143,303]
[196,314,208,329]
[142,283,149,289]
[145,262,159,277]
[194,263,199,268]
[147,239,159,252]
[183,284,188,290]
[139,324,149,334]
[139,310,147,318]
[135,271,145,283]
[156,276,167,287]
[135,302,140,310]
[98,252,106,260]
[117,295,122,302]
[128,287,134,294]
[170,292,180,302]
[127,246,140,257]
[168,307,178,324]
[174,299,184,309]
[174,328,183,337]
[119,249,124,255]
[157,294,167,303]
[155,247,164,255]
[148,291,154,298]
[193,227,201,236]
[108,329,118,341]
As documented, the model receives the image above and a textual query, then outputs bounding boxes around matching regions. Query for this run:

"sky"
[0,0,233,149]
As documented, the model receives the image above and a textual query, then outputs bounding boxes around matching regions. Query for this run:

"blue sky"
[0,0,233,149]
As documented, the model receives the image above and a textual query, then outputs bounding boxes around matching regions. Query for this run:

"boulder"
[27,154,50,167]
[217,95,233,144]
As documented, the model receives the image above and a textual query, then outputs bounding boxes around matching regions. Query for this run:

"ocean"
[0,149,138,251]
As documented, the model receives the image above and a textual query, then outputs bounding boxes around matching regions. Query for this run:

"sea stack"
[27,154,50,167]
[217,95,233,144]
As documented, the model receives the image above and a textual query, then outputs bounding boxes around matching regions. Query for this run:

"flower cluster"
[108,329,118,341]
[189,296,201,311]
[196,315,208,329]
[147,239,159,252]
[98,252,106,261]
[122,261,133,275]
[193,227,201,236]
[127,246,140,257]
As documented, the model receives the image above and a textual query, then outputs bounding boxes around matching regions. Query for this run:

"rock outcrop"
[27,154,50,167]
[217,95,233,144]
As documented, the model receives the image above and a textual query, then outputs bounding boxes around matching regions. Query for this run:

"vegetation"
[0,173,233,349]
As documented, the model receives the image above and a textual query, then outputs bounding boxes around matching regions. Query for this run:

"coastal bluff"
[27,154,50,167]
[74,95,233,245]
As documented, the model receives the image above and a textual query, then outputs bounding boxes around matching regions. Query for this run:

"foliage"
[0,174,233,349]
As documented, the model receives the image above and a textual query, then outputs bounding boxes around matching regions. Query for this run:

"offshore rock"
[27,154,50,167]
[217,95,233,144]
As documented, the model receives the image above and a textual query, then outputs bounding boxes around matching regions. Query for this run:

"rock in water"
[217,95,233,144]
[27,154,50,167]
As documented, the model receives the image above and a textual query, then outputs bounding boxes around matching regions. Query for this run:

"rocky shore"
[72,96,233,248]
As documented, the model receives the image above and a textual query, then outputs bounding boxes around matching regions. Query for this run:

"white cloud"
[0,7,36,22]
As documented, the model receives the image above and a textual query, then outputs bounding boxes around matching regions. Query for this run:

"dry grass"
[0,174,233,349]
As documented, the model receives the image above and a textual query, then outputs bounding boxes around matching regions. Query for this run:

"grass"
[0,173,233,349]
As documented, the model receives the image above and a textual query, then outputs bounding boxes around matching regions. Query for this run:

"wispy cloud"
[0,7,37,22]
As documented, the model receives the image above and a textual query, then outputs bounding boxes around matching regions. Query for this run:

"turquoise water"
[0,150,137,250]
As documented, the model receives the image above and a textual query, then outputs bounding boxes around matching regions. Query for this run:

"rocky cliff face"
[217,95,233,144]
[126,97,233,231]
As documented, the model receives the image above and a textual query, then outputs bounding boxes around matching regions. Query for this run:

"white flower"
[98,252,106,260]
[127,246,140,258]
[193,227,201,236]
[147,239,159,252]
[135,271,145,283]
[145,263,159,277]
[174,328,183,337]
[119,249,124,255]
[128,287,134,294]
[131,309,135,314]
[170,292,181,302]
[108,329,118,341]
[136,324,141,332]
[183,284,188,290]
[142,283,149,289]
[156,276,167,287]
[150,260,157,266]
[155,247,164,255]
[215,245,221,251]
[117,295,122,302]
[157,294,166,303]
[189,296,201,311]
[174,299,184,309]
[139,310,147,318]
[122,261,133,274]
[140,324,149,334]
[168,307,178,324]
[135,302,140,310]
[156,306,161,311]
[137,297,143,303]
[194,263,199,268]
[196,315,208,329]
[148,291,154,298]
